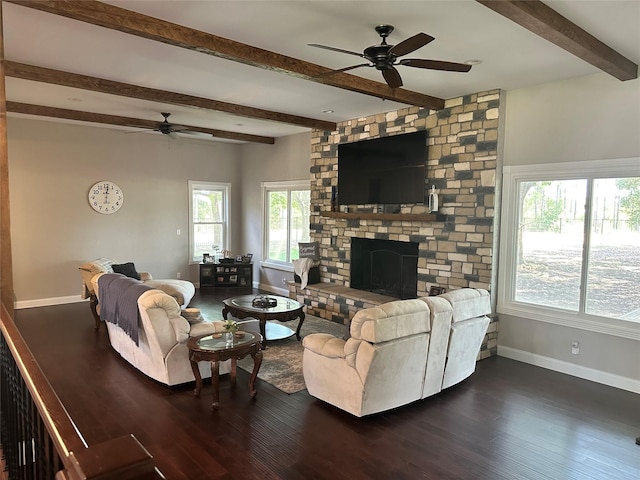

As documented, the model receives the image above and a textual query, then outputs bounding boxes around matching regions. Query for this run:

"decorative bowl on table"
[252,295,277,308]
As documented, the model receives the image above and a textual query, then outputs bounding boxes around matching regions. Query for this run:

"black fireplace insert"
[350,238,418,299]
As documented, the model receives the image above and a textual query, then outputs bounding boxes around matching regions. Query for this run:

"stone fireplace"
[289,88,502,360]
[350,238,418,299]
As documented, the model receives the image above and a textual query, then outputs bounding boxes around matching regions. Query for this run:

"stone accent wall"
[306,89,501,359]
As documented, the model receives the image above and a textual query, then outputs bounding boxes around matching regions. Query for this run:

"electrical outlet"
[176,228,181,235]
[177,272,181,279]
[282,277,287,285]
[571,340,580,355]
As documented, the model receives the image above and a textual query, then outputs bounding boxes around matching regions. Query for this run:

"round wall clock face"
[88,181,124,214]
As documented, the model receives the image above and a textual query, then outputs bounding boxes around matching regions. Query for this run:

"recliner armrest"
[189,321,224,338]
[302,333,346,358]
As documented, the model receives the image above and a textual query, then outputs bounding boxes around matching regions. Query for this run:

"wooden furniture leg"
[211,360,220,409]
[248,350,263,398]
[258,314,267,349]
[89,294,100,329]
[295,310,305,341]
[230,358,237,389]
[190,360,202,398]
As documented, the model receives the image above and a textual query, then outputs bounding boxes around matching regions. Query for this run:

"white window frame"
[188,180,231,264]
[261,180,311,271]
[498,157,640,341]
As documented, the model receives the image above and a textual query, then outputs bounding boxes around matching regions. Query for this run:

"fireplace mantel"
[321,211,447,222]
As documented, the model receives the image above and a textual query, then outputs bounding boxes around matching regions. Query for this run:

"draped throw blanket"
[293,257,319,289]
[98,273,153,345]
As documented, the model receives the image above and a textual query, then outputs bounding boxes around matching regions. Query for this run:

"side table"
[188,331,263,409]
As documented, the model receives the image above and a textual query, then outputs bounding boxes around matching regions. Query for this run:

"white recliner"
[302,288,491,417]
[440,288,491,389]
[92,273,230,386]
[79,257,196,328]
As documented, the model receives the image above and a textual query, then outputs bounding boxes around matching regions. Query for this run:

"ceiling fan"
[308,24,472,89]
[151,112,193,138]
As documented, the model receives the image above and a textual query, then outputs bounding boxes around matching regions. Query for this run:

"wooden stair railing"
[0,305,163,479]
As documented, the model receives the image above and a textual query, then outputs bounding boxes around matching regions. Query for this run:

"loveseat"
[302,288,491,417]
[79,257,196,328]
[92,272,230,386]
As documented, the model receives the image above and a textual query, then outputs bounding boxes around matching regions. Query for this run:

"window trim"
[261,179,310,270]
[497,157,640,340]
[188,180,231,265]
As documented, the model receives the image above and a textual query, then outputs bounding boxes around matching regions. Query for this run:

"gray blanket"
[98,273,153,345]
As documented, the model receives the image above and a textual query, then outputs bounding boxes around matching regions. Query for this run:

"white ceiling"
[4,0,639,143]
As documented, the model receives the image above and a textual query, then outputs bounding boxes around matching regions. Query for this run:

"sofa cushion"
[441,288,491,323]
[350,299,430,343]
[189,321,223,337]
[112,262,141,280]
[182,308,204,324]
[145,279,195,308]
[79,258,118,298]
[79,257,116,275]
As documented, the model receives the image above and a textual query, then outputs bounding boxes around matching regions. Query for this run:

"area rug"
[237,315,346,394]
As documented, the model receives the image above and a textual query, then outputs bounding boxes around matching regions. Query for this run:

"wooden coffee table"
[222,295,305,349]
[188,331,262,409]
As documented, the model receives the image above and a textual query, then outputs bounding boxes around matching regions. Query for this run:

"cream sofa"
[79,257,196,328]
[92,272,230,386]
[302,288,491,417]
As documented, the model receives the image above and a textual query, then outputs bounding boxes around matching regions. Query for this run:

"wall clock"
[88,181,123,214]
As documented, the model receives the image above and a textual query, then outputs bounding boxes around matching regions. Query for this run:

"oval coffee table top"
[223,294,303,314]
[188,331,261,353]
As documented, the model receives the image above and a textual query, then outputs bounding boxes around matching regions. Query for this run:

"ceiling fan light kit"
[309,24,472,88]
[155,112,190,135]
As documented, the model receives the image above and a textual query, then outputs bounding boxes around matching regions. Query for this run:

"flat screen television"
[338,130,427,205]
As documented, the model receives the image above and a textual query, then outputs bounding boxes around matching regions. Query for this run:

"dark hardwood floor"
[14,288,640,480]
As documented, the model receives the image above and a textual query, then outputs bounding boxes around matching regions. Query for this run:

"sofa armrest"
[302,333,346,358]
[189,321,224,338]
[169,316,190,343]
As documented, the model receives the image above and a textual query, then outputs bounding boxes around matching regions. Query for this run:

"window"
[188,181,230,263]
[262,180,311,267]
[499,158,640,337]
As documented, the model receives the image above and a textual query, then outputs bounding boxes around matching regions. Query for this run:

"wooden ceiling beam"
[477,0,638,81]
[7,102,276,144]
[5,61,336,132]
[7,0,444,110]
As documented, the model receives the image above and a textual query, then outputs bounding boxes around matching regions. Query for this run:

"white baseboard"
[498,345,640,394]
[16,295,87,310]
[258,282,288,296]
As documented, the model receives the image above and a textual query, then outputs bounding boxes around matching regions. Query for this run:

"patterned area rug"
[237,315,346,394]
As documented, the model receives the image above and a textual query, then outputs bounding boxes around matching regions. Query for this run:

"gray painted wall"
[239,132,311,292]
[8,117,241,304]
[499,73,640,388]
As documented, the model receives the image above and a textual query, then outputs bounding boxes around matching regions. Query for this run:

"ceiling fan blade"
[399,58,472,72]
[308,43,366,59]
[382,67,403,88]
[389,33,435,57]
[317,63,372,78]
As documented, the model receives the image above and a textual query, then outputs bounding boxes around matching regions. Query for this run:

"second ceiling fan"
[309,24,472,89]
